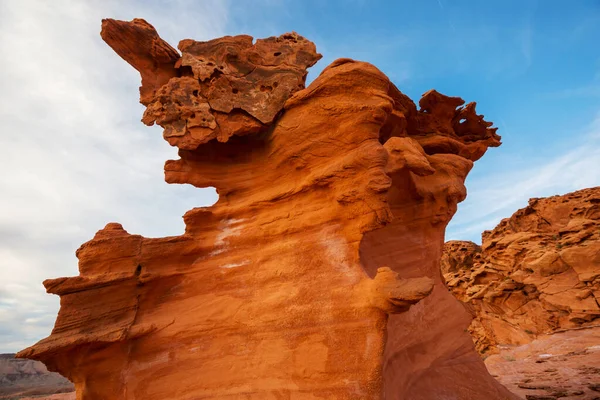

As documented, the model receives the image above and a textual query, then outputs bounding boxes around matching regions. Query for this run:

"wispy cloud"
[543,60,600,99]
[0,0,225,352]
[546,84,600,99]
[520,24,533,68]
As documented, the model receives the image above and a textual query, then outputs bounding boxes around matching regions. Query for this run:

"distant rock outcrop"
[442,187,600,355]
[0,354,73,399]
[17,19,515,399]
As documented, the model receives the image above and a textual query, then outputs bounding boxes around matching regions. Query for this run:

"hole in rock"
[178,65,193,77]
[273,52,282,56]
[135,265,142,276]
[192,90,199,96]
[273,82,279,88]
[281,34,298,43]
[232,88,239,94]
[459,118,467,123]
[190,113,196,119]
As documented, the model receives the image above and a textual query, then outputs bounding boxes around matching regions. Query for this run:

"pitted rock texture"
[18,19,514,400]
[101,18,321,150]
[442,187,600,355]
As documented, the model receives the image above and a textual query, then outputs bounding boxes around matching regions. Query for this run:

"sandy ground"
[485,326,600,399]
[20,393,75,400]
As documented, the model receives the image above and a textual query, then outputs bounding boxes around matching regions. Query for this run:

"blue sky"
[0,0,599,352]
[222,0,600,239]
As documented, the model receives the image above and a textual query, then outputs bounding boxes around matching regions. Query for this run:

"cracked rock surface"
[442,187,600,356]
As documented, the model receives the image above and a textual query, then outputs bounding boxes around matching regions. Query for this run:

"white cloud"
[0,0,226,353]
[547,84,600,99]
[520,24,533,68]
[448,114,600,243]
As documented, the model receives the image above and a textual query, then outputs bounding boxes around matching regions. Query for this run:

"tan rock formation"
[18,19,515,399]
[442,187,600,355]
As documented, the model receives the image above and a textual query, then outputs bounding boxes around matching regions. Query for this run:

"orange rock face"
[18,19,515,399]
[442,187,600,355]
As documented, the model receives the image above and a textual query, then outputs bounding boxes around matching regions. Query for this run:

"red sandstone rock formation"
[18,19,514,399]
[442,187,600,355]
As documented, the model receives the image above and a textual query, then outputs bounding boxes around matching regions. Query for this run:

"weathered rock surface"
[0,354,73,399]
[442,187,600,355]
[485,326,600,400]
[18,19,513,399]
[100,18,321,150]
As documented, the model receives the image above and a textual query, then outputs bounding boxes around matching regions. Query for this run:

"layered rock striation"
[18,19,514,399]
[442,187,600,355]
